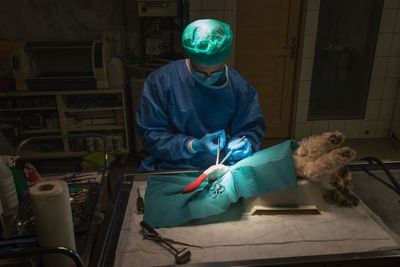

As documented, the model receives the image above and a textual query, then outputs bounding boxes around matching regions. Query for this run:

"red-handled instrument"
[183,136,220,194]
[181,173,207,194]
[181,136,230,194]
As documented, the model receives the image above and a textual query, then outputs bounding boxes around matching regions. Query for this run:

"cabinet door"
[235,0,304,138]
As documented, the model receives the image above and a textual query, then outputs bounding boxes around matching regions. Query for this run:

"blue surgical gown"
[136,59,266,171]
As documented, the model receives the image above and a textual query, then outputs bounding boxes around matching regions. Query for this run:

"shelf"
[0,89,123,97]
[20,150,129,159]
[64,107,123,112]
[25,46,92,50]
[66,125,125,132]
[28,76,93,80]
[1,88,130,159]
[20,152,68,159]
[1,107,58,111]
[22,129,61,134]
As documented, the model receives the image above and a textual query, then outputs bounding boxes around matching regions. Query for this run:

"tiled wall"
[393,87,400,137]
[189,0,237,67]
[190,0,400,140]
[295,0,400,140]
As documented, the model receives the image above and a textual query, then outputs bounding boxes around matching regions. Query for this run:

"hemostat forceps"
[210,179,225,198]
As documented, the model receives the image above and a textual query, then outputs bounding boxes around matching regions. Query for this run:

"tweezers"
[216,136,220,164]
[219,136,246,165]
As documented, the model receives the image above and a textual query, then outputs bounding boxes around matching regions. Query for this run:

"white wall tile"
[296,102,309,123]
[344,120,362,139]
[224,0,237,10]
[384,0,400,9]
[390,33,400,56]
[372,57,389,79]
[202,10,224,21]
[387,56,400,78]
[365,100,381,120]
[376,34,393,57]
[202,0,224,10]
[368,79,385,100]
[376,120,392,137]
[298,81,311,102]
[295,122,312,140]
[190,0,202,11]
[379,99,395,119]
[292,0,399,139]
[311,121,329,135]
[380,9,398,33]
[307,0,320,10]
[302,34,316,58]
[383,78,399,99]
[304,10,319,35]
[360,121,378,138]
[300,57,314,81]
[328,120,345,132]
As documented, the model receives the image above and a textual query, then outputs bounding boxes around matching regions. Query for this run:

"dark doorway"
[308,0,384,120]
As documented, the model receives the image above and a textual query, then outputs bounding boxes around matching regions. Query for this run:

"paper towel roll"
[29,180,76,267]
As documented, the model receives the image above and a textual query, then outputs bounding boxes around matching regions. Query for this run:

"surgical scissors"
[210,179,225,198]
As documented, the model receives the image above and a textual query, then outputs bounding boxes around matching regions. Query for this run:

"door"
[235,0,304,138]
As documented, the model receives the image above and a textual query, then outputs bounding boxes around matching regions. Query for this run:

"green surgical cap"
[182,19,233,66]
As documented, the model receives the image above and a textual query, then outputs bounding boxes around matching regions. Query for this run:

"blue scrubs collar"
[186,59,229,88]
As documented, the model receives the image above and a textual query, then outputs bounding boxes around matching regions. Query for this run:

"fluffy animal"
[293,131,360,206]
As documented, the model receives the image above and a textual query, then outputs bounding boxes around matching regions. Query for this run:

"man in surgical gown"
[136,19,266,172]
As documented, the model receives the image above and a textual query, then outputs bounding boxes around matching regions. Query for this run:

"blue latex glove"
[226,137,252,164]
[192,130,226,155]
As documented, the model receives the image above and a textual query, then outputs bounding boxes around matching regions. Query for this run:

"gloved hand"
[182,164,229,194]
[205,164,229,182]
[225,137,252,164]
[192,130,226,155]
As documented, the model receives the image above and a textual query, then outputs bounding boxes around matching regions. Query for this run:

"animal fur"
[293,131,359,206]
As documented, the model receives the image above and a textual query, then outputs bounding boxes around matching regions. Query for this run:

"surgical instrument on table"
[140,221,191,264]
[219,136,246,165]
[142,228,202,248]
[136,188,144,214]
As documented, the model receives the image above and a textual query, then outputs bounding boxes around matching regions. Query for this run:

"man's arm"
[229,82,266,152]
[136,76,195,161]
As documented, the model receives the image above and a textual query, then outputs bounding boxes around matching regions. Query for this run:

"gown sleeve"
[229,81,266,152]
[136,74,195,161]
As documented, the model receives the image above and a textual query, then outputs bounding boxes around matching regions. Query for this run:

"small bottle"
[0,157,19,215]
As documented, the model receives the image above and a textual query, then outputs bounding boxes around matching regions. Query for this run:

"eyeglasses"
[190,61,225,77]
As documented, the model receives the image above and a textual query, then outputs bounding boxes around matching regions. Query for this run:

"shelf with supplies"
[0,89,130,159]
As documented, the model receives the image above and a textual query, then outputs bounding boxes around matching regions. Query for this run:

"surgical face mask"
[191,68,225,86]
